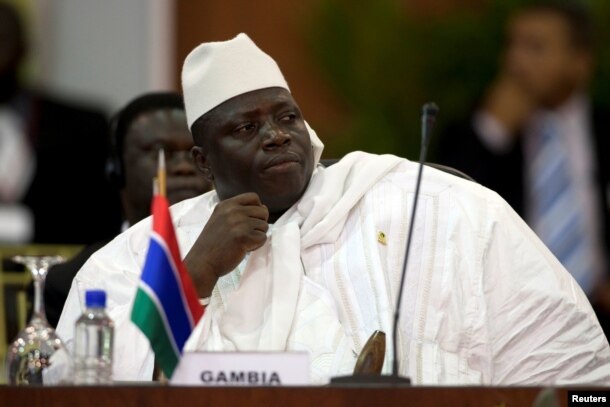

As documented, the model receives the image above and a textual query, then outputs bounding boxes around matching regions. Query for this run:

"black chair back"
[318,158,476,182]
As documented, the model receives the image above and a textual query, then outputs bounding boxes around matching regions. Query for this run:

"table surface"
[0,385,582,407]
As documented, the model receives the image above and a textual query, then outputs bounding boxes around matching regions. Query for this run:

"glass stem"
[32,268,47,322]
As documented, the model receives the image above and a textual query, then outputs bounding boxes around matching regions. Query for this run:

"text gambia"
[200,370,281,385]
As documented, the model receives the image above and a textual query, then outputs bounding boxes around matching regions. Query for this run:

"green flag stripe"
[135,281,181,357]
[131,287,180,378]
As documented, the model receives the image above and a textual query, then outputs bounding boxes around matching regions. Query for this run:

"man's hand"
[482,74,537,136]
[184,192,269,298]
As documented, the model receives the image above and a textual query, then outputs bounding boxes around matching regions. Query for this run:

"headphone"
[105,112,125,189]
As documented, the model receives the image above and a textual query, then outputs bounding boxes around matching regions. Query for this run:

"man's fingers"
[244,204,269,221]
[231,192,262,206]
[244,231,268,252]
[236,219,268,238]
[219,193,268,220]
[250,218,269,234]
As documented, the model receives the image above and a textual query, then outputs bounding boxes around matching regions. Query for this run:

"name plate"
[170,352,310,386]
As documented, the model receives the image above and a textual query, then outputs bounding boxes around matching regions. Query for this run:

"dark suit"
[436,107,610,335]
[16,91,122,244]
[13,91,123,326]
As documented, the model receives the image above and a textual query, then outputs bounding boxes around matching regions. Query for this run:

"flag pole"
[158,149,166,197]
[153,178,159,197]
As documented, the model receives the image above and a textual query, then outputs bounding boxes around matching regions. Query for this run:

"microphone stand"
[330,103,439,386]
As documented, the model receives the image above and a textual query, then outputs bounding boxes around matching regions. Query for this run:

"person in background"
[0,3,121,244]
[437,1,610,333]
[43,92,213,327]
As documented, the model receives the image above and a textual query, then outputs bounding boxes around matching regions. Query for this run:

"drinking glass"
[6,255,72,385]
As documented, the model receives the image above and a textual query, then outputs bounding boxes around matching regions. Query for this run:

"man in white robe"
[57,33,610,385]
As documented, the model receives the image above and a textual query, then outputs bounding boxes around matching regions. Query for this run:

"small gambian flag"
[131,150,204,378]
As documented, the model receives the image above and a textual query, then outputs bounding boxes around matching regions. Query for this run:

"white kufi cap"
[182,33,290,128]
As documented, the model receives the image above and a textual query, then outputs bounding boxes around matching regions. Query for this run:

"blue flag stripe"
[140,237,193,350]
[151,231,195,327]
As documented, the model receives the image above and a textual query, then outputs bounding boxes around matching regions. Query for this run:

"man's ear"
[191,146,213,181]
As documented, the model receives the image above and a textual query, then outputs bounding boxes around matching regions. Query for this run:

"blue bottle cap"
[85,289,107,308]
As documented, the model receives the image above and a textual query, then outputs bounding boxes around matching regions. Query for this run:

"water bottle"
[73,289,114,384]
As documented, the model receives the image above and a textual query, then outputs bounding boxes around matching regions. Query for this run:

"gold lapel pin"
[377,231,387,245]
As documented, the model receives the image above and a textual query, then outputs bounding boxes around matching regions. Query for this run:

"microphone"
[391,102,438,379]
[331,102,439,385]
